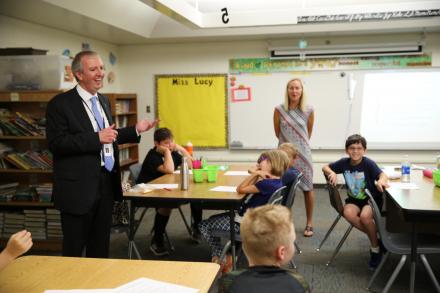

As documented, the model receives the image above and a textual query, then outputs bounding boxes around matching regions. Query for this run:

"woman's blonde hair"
[284,78,307,112]
[279,143,298,162]
[258,149,289,177]
[241,205,295,262]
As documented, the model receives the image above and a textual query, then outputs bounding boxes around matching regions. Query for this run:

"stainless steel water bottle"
[181,157,189,190]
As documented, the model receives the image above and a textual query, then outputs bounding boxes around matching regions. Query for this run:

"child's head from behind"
[278,143,298,167]
[257,149,289,177]
[241,205,295,266]
[154,127,174,150]
[345,134,367,163]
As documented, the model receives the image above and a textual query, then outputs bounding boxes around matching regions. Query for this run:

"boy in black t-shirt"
[322,134,389,270]
[137,128,202,256]
[224,205,309,293]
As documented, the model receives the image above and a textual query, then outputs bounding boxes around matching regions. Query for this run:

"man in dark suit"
[46,51,157,258]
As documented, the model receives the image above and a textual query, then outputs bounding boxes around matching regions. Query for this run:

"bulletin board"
[155,74,228,148]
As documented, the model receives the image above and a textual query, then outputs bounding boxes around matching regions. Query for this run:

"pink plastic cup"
[192,160,202,169]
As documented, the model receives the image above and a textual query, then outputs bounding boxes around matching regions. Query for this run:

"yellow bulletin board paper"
[155,74,228,148]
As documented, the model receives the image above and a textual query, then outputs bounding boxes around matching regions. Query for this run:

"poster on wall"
[155,74,228,148]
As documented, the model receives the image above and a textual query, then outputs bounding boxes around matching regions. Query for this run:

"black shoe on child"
[150,234,169,256]
[150,242,169,256]
[368,250,382,271]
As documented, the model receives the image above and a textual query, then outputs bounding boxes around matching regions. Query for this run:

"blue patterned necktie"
[91,96,114,171]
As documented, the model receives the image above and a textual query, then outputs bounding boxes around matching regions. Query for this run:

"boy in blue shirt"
[322,134,389,270]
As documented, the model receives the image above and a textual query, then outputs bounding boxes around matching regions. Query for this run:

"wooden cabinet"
[105,93,139,169]
[0,91,139,251]
[0,90,61,251]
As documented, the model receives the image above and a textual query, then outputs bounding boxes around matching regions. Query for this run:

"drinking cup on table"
[193,169,204,183]
[433,169,440,187]
[207,169,218,183]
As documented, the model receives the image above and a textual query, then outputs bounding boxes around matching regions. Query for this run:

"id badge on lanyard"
[103,143,113,157]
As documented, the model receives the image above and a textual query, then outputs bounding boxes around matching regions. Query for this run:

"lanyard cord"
[81,98,106,131]
[81,98,112,163]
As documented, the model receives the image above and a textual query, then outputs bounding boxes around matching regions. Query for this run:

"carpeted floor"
[109,187,439,293]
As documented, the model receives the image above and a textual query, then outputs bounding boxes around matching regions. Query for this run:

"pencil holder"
[433,169,440,187]
[193,169,205,183]
[207,169,218,183]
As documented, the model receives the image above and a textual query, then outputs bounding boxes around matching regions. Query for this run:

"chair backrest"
[283,172,303,208]
[323,172,344,214]
[129,163,142,183]
[268,185,288,205]
[365,189,387,241]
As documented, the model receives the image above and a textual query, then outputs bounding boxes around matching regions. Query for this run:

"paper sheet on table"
[128,183,179,193]
[382,164,426,171]
[144,184,179,189]
[224,171,249,176]
[210,186,237,192]
[128,183,153,194]
[381,165,400,169]
[114,277,198,293]
[412,164,426,170]
[44,289,115,293]
[173,170,193,174]
[382,167,401,180]
[388,182,420,190]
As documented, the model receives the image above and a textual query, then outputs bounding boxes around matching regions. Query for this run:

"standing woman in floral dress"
[273,78,315,237]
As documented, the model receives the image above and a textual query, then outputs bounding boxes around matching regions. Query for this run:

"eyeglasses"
[347,146,364,152]
[257,155,268,164]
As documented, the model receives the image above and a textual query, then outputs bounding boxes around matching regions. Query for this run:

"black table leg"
[410,223,417,293]
[230,208,236,270]
[128,200,141,260]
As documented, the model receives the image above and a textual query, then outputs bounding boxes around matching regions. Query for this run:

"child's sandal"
[303,225,314,237]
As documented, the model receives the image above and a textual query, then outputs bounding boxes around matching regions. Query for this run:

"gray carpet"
[108,187,439,293]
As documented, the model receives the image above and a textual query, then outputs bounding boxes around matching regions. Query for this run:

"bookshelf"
[105,93,139,170]
[0,91,139,251]
[0,90,61,251]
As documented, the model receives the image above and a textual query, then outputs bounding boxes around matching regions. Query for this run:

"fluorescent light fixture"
[270,42,423,59]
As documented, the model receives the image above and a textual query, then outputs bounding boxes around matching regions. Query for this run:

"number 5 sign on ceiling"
[221,7,229,24]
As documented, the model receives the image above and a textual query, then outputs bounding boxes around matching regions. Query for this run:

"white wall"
[118,32,440,183]
[1,14,439,183]
[0,15,121,92]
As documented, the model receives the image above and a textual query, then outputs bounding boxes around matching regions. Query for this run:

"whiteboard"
[229,71,351,149]
[228,68,440,150]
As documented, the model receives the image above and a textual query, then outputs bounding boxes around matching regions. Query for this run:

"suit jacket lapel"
[72,89,96,132]
[98,94,113,125]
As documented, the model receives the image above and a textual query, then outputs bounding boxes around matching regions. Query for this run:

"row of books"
[0,209,62,240]
[115,115,128,128]
[0,111,45,137]
[0,182,18,201]
[0,149,53,170]
[0,183,53,202]
[114,100,132,114]
[119,148,130,163]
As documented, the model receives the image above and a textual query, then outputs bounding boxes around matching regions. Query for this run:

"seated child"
[199,149,289,273]
[279,142,301,188]
[0,230,33,271]
[137,127,203,256]
[322,134,389,270]
[221,205,310,293]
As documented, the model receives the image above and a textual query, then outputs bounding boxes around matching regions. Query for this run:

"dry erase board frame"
[155,74,228,149]
[228,67,440,150]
